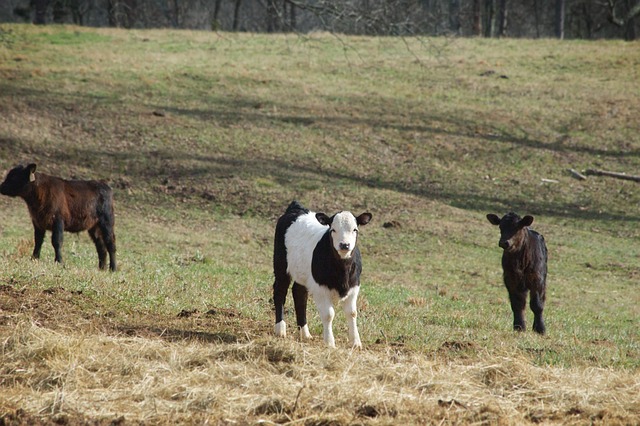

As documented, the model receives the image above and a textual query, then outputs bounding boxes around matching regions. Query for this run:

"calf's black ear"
[519,215,534,228]
[356,213,372,226]
[486,214,501,226]
[316,212,332,226]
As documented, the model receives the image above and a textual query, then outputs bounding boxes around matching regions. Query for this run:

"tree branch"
[607,0,640,27]
[585,168,640,182]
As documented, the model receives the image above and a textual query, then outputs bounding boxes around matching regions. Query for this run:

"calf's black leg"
[292,282,309,329]
[51,217,64,264]
[530,289,546,334]
[508,290,527,331]
[273,265,290,326]
[32,227,45,259]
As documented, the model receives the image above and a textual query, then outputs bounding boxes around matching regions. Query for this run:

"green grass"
[0,23,639,416]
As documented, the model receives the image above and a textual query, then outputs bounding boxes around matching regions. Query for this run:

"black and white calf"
[273,201,372,348]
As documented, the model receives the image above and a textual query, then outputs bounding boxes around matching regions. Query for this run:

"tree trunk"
[266,0,278,32]
[107,0,116,27]
[534,0,540,37]
[496,0,507,36]
[288,0,296,31]
[555,0,565,39]
[52,0,65,23]
[172,0,179,28]
[490,0,498,37]
[449,0,460,35]
[33,0,47,24]
[483,0,493,37]
[607,0,640,40]
[582,2,593,38]
[625,0,637,40]
[212,0,222,29]
[472,0,482,36]
[232,0,242,31]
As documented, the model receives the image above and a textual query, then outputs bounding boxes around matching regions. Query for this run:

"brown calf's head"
[486,212,534,252]
[0,164,37,197]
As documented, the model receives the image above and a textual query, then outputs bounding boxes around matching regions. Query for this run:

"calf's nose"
[339,242,351,251]
[499,240,509,249]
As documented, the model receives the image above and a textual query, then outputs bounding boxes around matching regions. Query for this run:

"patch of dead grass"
[0,286,638,425]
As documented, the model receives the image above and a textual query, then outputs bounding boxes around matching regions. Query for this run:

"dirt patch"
[0,282,262,345]
[0,409,131,426]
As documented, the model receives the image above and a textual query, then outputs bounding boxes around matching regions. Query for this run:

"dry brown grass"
[1,288,638,425]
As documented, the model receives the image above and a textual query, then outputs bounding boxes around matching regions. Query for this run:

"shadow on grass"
[1,85,638,223]
[117,325,239,344]
[159,103,640,159]
[10,140,637,223]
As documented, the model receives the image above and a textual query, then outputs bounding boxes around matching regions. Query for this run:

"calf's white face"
[331,212,359,259]
[316,211,372,260]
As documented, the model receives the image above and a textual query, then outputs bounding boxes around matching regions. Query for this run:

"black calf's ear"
[519,215,534,228]
[316,212,332,226]
[486,214,501,226]
[356,213,372,226]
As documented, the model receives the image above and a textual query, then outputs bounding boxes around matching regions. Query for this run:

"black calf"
[487,212,547,334]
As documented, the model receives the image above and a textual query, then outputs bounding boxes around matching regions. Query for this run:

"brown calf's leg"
[32,227,45,259]
[51,217,64,264]
[89,227,108,270]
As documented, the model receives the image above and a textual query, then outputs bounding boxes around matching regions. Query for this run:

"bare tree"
[472,0,481,35]
[107,0,137,28]
[233,0,242,30]
[449,0,460,34]
[533,0,541,37]
[555,0,565,39]
[33,0,47,24]
[9,0,638,39]
[607,0,640,39]
[496,0,507,36]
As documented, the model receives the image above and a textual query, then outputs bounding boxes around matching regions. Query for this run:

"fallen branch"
[567,168,587,181]
[585,169,640,183]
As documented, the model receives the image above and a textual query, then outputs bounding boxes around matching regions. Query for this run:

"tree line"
[4,0,640,40]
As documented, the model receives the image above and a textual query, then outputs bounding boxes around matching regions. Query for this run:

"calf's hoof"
[274,321,287,338]
[299,324,312,340]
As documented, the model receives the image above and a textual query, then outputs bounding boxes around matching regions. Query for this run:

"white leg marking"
[299,324,312,340]
[314,292,336,347]
[274,320,287,338]
[343,287,362,349]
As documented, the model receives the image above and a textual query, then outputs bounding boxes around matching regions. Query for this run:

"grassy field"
[0,24,639,425]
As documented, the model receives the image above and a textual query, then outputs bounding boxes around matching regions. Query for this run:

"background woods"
[2,0,640,40]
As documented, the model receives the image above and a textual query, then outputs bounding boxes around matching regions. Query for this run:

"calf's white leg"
[314,292,336,347]
[299,324,312,340]
[275,321,286,338]
[343,287,362,348]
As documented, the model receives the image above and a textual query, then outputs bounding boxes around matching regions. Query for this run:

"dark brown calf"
[486,212,547,334]
[0,164,117,271]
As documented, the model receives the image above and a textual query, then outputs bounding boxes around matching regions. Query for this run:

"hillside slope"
[0,25,638,424]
